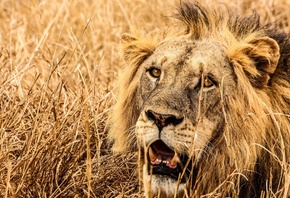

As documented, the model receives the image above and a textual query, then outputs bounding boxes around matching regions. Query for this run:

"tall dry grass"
[0,0,290,197]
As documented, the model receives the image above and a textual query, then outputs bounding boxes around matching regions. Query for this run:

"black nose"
[146,110,184,131]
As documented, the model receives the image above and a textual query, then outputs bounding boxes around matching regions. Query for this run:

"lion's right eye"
[203,76,214,88]
[147,68,161,78]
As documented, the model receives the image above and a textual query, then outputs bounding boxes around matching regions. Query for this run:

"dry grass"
[0,0,290,197]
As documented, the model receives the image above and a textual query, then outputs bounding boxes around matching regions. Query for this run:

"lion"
[108,1,290,197]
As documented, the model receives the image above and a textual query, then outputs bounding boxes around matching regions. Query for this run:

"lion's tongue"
[148,140,178,169]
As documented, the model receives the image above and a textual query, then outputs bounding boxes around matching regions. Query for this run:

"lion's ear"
[230,36,280,87]
[121,33,157,65]
[245,37,280,84]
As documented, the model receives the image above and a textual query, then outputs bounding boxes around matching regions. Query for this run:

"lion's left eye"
[147,68,161,78]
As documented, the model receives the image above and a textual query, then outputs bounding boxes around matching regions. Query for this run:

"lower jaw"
[147,164,187,183]
[146,154,192,183]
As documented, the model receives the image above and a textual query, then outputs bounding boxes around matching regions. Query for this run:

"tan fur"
[109,1,290,197]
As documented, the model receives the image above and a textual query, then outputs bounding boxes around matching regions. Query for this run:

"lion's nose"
[146,110,184,131]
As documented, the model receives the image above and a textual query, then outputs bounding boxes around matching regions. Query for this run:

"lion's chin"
[143,169,186,197]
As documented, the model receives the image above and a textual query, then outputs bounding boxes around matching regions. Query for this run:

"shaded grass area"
[0,0,290,197]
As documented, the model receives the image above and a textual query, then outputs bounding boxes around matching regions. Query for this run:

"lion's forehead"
[151,38,230,76]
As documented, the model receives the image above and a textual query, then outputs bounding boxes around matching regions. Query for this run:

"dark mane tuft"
[176,1,262,39]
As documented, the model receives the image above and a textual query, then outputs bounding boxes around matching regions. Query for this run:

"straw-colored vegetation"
[0,0,290,197]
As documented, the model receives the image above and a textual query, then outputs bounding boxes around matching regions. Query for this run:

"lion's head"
[109,1,290,197]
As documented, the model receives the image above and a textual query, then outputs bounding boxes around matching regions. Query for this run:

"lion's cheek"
[135,112,160,147]
[189,118,215,159]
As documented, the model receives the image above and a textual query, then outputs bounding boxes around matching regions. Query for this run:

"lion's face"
[135,37,235,195]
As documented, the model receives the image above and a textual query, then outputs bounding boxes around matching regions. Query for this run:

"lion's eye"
[203,77,213,88]
[148,68,161,78]
[202,76,216,89]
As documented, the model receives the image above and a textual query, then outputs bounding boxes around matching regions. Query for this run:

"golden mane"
[109,1,290,196]
[108,35,159,152]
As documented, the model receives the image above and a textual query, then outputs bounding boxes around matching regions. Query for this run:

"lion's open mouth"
[147,140,191,183]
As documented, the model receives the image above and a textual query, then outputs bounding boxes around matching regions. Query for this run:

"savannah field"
[1,0,290,197]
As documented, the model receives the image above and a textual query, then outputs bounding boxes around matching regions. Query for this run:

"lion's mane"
[109,1,290,196]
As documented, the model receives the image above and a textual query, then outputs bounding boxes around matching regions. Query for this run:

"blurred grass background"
[0,0,290,197]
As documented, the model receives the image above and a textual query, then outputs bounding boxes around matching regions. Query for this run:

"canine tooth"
[168,152,179,168]
[148,147,157,162]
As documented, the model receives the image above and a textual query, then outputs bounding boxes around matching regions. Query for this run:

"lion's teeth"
[148,146,157,162]
[151,158,162,165]
[167,152,179,169]
[148,145,179,168]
